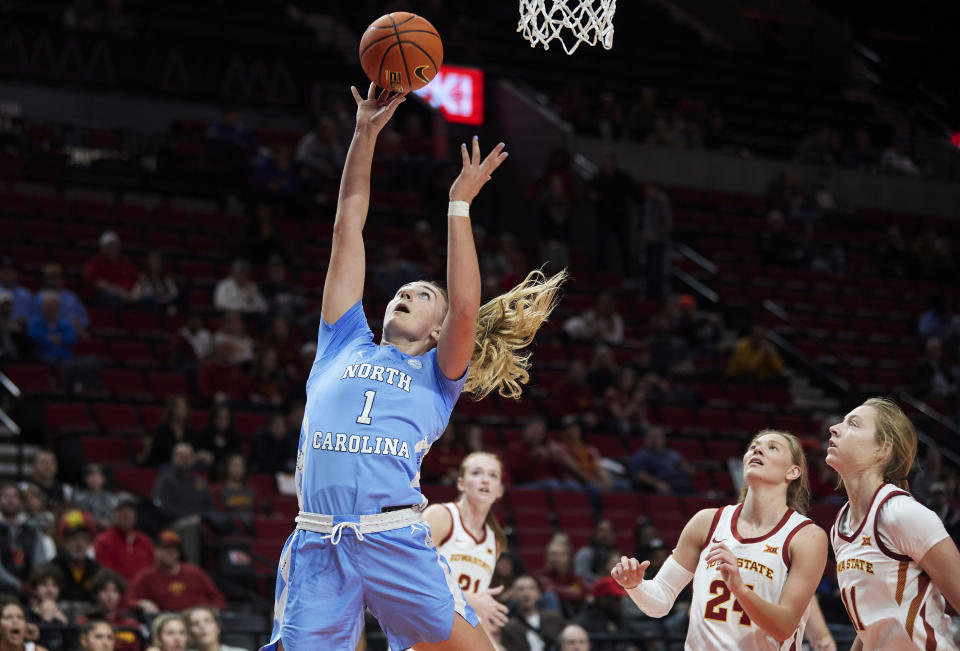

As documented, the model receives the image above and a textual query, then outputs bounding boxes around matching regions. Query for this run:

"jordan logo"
[763,545,779,554]
[861,536,872,547]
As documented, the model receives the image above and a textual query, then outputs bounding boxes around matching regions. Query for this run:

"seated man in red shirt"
[82,231,140,306]
[93,495,155,581]
[123,530,225,616]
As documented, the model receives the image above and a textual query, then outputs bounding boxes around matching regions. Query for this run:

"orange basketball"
[359,12,443,93]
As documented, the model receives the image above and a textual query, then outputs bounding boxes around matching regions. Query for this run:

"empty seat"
[254,518,293,540]
[147,372,189,398]
[44,402,93,433]
[4,363,53,394]
[112,467,158,497]
[101,368,148,399]
[234,412,270,438]
[110,340,156,366]
[93,403,140,432]
[421,484,457,505]
[81,437,131,464]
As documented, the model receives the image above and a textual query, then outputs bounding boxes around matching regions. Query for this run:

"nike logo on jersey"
[712,537,724,544]
[340,362,414,392]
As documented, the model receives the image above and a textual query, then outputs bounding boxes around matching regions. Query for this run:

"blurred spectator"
[880,143,921,177]
[74,464,118,530]
[52,510,101,603]
[172,312,212,366]
[212,312,255,366]
[260,257,306,318]
[124,531,225,615]
[0,600,47,651]
[805,224,847,276]
[490,553,523,594]
[148,612,188,651]
[0,291,23,361]
[537,176,573,274]
[587,345,619,397]
[20,485,54,536]
[420,424,466,486]
[27,452,72,510]
[573,520,618,584]
[537,534,588,617]
[34,263,89,339]
[760,211,805,266]
[918,297,950,340]
[0,484,49,596]
[646,116,682,148]
[263,315,302,379]
[911,337,956,399]
[133,252,178,313]
[153,444,214,565]
[588,153,637,275]
[548,360,597,423]
[194,405,241,476]
[558,623,591,650]
[626,87,658,140]
[26,564,74,651]
[795,126,837,166]
[877,226,910,278]
[505,418,563,489]
[239,205,286,267]
[842,127,878,171]
[0,257,35,325]
[197,340,252,403]
[500,575,567,651]
[27,292,77,362]
[912,446,942,505]
[211,454,257,523]
[139,395,195,469]
[596,92,625,139]
[926,482,960,540]
[252,145,298,196]
[572,576,632,647]
[77,570,142,651]
[186,606,249,651]
[82,231,140,306]
[725,323,785,382]
[372,245,423,300]
[93,495,154,582]
[78,619,119,651]
[205,109,257,156]
[911,228,953,279]
[564,294,624,345]
[642,183,673,300]
[249,347,291,406]
[249,412,297,475]
[603,368,646,435]
[671,294,719,353]
[295,117,345,186]
[213,260,267,315]
[628,426,694,495]
[632,517,660,559]
[646,313,687,376]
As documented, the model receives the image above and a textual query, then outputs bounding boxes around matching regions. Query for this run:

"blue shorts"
[260,521,478,651]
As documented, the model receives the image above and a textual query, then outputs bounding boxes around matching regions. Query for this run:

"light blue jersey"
[297,300,465,516]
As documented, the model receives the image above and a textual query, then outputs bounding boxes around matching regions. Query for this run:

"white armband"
[448,201,470,218]
[625,555,694,618]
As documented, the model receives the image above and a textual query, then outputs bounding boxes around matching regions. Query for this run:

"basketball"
[359,12,443,93]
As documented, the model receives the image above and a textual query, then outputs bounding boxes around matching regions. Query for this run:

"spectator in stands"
[574,519,618,584]
[82,231,140,306]
[490,552,523,594]
[21,485,54,537]
[295,117,345,186]
[880,142,922,177]
[27,452,72,509]
[124,531,225,615]
[139,395,195,469]
[27,292,77,362]
[134,252,178,314]
[211,453,256,523]
[263,315,301,378]
[194,404,241,477]
[795,126,837,166]
[632,517,660,560]
[537,534,588,616]
[52,510,101,604]
[26,564,74,651]
[671,294,719,353]
[536,175,573,275]
[926,482,960,541]
[0,257,34,326]
[586,345,619,397]
[172,312,212,368]
[564,294,624,345]
[505,417,563,489]
[588,153,637,275]
[572,576,633,646]
[911,337,957,399]
[153,443,214,565]
[646,313,687,377]
[0,484,49,596]
[78,620,116,651]
[205,108,257,155]
[0,599,48,651]
[213,260,267,315]
[93,495,154,582]
[249,346,290,406]
[197,340,252,403]
[725,322,785,382]
[912,446,942,505]
[911,228,954,279]
[74,464,118,530]
[252,144,298,197]
[603,368,647,435]
[185,606,248,651]
[259,257,305,319]
[35,263,89,339]
[642,183,673,300]
[212,311,255,366]
[249,412,296,475]
[759,210,804,266]
[918,297,950,341]
[78,570,141,651]
[558,623,591,650]
[239,205,286,268]
[0,291,23,361]
[628,426,694,495]
[500,575,567,651]
[548,359,597,424]
[147,612,188,651]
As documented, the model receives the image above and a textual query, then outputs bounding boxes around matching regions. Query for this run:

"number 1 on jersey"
[356,390,376,425]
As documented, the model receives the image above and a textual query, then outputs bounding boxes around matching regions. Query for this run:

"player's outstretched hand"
[472,585,510,629]
[449,136,508,205]
[351,82,406,135]
[705,542,745,593]
[611,555,649,590]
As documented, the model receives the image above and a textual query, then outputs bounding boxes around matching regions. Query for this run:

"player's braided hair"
[465,269,566,400]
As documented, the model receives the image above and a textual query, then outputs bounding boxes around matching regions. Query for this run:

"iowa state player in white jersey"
[611,429,829,650]
[827,397,960,650]
[423,452,509,640]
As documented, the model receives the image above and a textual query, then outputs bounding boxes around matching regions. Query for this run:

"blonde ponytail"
[464,269,567,400]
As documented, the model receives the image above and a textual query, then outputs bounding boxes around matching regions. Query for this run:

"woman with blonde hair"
[262,83,564,651]
[826,397,960,650]
[612,429,828,649]
[148,614,186,651]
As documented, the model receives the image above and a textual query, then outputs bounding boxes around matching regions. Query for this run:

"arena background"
[0,0,957,649]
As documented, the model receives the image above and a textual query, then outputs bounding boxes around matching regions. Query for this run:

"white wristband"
[624,555,694,618]
[448,201,470,218]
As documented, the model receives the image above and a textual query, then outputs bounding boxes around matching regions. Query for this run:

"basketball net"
[518,0,616,55]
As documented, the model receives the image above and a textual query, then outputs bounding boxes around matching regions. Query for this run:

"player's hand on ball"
[351,82,406,135]
[611,556,649,590]
[473,585,510,628]
[705,542,745,593]
[449,136,508,204]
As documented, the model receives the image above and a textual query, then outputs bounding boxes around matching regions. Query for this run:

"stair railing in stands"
[671,242,719,305]
[0,371,21,436]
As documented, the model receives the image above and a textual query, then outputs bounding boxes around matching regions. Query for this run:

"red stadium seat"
[140,406,165,431]
[421,484,458,505]
[147,372,189,399]
[112,467,158,497]
[590,434,625,460]
[110,340,157,367]
[601,492,643,527]
[669,438,704,461]
[550,490,592,515]
[269,496,299,520]
[657,406,696,430]
[101,369,149,399]
[81,437,131,464]
[120,312,165,337]
[705,440,743,461]
[254,518,293,540]
[248,474,277,501]
[698,408,734,432]
[736,411,771,433]
[234,412,270,438]
[4,363,54,394]
[93,403,141,433]
[44,402,94,433]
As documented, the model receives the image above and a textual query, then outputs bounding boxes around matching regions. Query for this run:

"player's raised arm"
[321,83,405,324]
[436,137,508,380]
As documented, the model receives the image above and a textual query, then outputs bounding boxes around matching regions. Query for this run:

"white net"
[518,0,617,55]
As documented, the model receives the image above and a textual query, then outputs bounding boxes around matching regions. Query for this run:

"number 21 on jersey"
[458,574,481,594]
